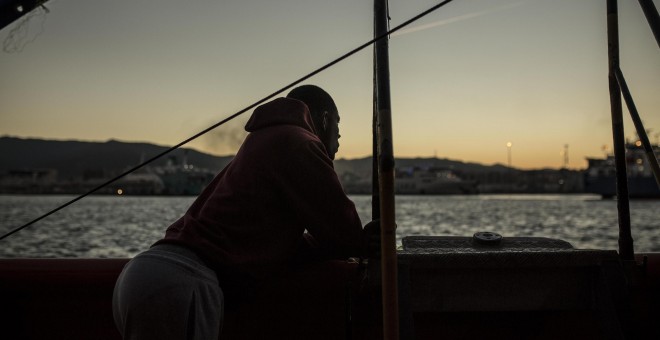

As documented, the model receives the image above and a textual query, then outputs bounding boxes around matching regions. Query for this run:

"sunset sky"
[1,0,658,169]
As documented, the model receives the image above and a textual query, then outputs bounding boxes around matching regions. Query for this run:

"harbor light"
[506,142,512,168]
[117,189,123,195]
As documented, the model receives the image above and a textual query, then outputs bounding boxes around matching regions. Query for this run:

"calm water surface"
[1,194,659,257]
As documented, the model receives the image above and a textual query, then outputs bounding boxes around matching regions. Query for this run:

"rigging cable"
[0,0,456,242]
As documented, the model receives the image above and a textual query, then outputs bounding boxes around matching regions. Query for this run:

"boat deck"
[1,244,659,339]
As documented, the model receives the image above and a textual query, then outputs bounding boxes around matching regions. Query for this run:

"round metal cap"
[473,231,503,245]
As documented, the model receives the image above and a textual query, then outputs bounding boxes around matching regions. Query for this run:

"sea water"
[1,194,659,258]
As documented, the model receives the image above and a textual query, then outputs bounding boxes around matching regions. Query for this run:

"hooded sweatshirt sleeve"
[280,137,363,259]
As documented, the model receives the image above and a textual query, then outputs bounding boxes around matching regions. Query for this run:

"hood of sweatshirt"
[245,97,318,135]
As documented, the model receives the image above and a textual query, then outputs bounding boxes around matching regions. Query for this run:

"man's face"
[323,110,340,160]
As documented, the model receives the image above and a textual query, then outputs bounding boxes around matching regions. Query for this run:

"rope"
[0,0,456,241]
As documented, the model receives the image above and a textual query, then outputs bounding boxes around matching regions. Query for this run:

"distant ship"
[394,166,478,195]
[106,154,217,196]
[584,141,660,198]
[153,155,217,195]
[340,166,478,195]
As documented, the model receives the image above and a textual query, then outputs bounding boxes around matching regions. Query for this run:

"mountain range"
[0,136,233,179]
[1,136,511,180]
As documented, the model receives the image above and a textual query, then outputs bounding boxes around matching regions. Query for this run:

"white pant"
[112,244,223,340]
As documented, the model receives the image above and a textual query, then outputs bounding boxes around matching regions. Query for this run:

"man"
[113,85,364,339]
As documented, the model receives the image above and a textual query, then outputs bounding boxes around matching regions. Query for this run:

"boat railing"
[606,0,660,264]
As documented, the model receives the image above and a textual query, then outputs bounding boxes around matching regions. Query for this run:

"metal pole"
[607,0,634,261]
[372,43,381,220]
[637,0,660,48]
[374,0,399,339]
[614,67,660,188]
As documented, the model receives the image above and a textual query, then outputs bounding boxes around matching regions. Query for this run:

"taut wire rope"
[0,0,456,241]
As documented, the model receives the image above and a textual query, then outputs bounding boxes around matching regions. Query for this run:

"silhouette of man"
[112,85,364,339]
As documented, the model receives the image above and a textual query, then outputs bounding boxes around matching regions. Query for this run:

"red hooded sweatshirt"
[156,97,363,287]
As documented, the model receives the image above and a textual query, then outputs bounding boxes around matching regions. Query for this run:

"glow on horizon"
[1,0,658,170]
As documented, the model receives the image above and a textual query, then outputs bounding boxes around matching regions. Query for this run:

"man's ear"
[322,111,328,131]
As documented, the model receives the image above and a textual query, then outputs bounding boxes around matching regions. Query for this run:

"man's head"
[287,85,341,160]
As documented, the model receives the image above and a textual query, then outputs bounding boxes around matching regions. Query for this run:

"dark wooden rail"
[1,249,659,339]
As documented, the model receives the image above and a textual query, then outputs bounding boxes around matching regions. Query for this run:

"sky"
[1,0,658,170]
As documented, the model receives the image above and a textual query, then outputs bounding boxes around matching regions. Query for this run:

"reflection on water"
[1,194,659,257]
[0,195,194,258]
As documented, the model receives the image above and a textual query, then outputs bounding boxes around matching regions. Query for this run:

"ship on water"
[585,141,660,198]
[111,156,216,196]
[394,166,478,195]
[152,154,216,196]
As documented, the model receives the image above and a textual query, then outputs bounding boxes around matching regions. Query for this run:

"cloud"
[392,1,527,38]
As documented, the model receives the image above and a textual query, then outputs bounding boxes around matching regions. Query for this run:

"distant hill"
[0,137,520,178]
[0,136,234,180]
[1,136,585,194]
[1,136,514,180]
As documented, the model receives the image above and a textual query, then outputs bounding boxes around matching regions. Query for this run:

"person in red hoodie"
[112,85,364,339]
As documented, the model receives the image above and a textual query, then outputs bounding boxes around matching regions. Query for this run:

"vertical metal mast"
[374,0,399,339]
[372,43,381,220]
[607,0,634,261]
